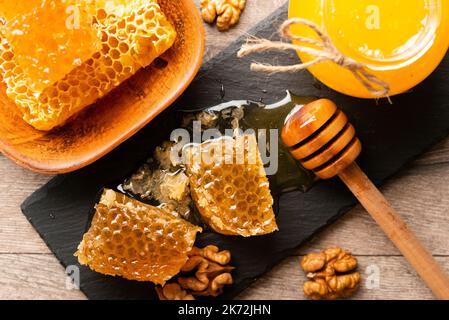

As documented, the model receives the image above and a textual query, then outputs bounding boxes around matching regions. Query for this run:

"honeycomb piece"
[186,135,278,237]
[0,0,176,131]
[75,189,202,285]
[0,0,101,93]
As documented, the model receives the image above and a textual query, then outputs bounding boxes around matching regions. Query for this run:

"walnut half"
[157,245,234,299]
[156,283,195,300]
[300,247,360,300]
[178,245,234,296]
[200,0,246,31]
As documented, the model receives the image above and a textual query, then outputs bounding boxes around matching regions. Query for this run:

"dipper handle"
[340,163,449,299]
[282,99,449,299]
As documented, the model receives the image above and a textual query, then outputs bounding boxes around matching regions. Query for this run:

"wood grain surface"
[0,0,448,300]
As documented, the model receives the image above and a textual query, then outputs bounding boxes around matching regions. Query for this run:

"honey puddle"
[224,91,316,194]
[119,91,316,224]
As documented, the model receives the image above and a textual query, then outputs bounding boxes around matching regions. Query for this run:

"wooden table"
[1,1,448,300]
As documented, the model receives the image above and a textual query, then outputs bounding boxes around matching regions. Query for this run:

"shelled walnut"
[156,283,195,300]
[200,0,246,31]
[188,246,232,265]
[157,245,234,299]
[300,247,360,300]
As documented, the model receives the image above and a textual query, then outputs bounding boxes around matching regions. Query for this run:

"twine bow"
[237,18,390,97]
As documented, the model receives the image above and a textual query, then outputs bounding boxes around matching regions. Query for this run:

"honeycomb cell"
[0,0,176,131]
[75,189,202,285]
[186,135,279,237]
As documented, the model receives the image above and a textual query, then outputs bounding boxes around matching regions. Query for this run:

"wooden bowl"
[0,0,204,174]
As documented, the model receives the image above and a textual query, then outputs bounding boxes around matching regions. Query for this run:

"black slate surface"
[22,3,449,300]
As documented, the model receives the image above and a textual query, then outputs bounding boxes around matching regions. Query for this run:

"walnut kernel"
[200,0,246,31]
[300,247,360,300]
[157,245,234,299]
[156,283,195,300]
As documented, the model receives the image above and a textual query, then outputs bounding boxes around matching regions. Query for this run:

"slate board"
[21,3,449,300]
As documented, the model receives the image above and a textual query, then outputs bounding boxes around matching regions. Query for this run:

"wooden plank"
[0,254,85,300]
[413,136,449,166]
[239,256,449,300]
[0,156,51,253]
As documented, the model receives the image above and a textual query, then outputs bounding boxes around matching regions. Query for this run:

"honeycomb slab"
[75,189,202,285]
[186,135,278,237]
[0,0,176,130]
[0,0,100,94]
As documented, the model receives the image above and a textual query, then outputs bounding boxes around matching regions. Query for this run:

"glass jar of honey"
[289,0,449,98]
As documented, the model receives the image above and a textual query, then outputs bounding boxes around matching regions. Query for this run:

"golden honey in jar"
[289,0,449,98]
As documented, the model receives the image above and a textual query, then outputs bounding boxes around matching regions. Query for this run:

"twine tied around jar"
[237,18,391,97]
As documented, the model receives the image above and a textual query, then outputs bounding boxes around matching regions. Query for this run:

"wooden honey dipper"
[282,99,449,299]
